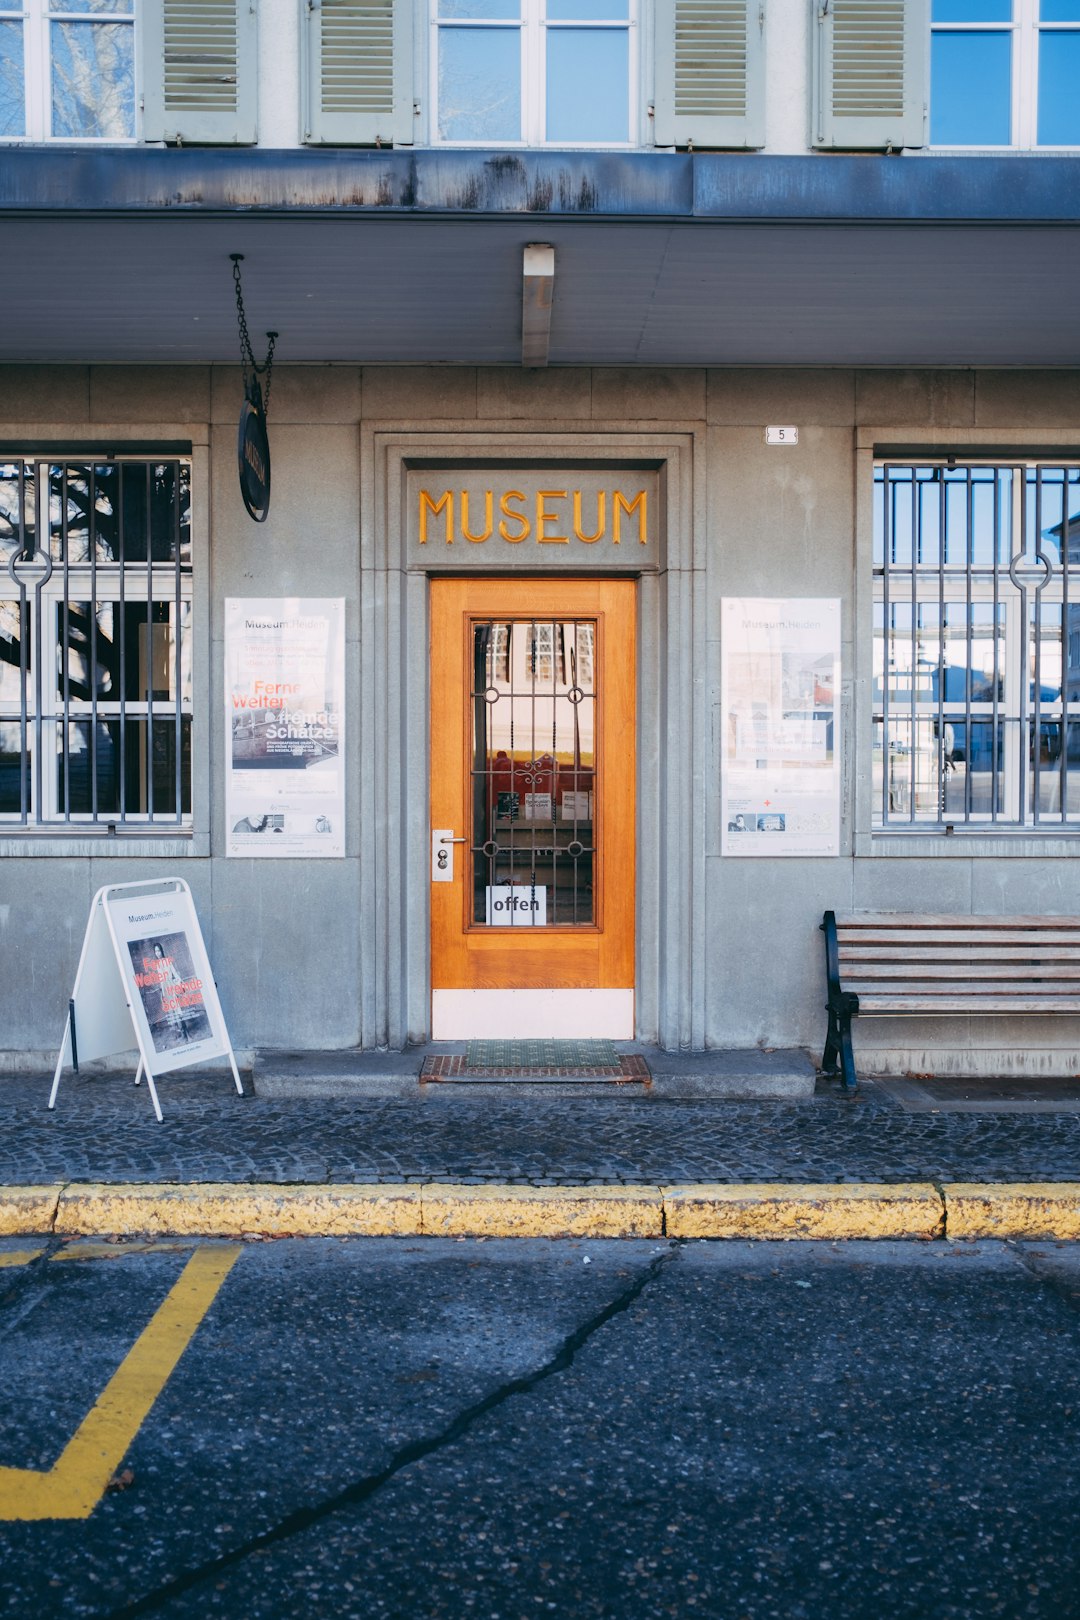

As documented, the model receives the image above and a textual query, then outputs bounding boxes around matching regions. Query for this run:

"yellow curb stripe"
[55,1183,423,1238]
[421,1183,663,1239]
[943,1182,1080,1241]
[0,1245,239,1521]
[2,1181,1080,1241]
[663,1182,945,1241]
[0,1186,63,1236]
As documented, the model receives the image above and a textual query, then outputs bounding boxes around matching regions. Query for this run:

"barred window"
[0,457,192,830]
[874,460,1080,830]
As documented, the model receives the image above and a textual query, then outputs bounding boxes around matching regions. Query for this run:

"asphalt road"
[1,1235,1078,1620]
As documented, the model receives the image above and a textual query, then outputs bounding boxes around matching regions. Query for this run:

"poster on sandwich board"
[225,598,345,857]
[49,878,242,1122]
[721,597,841,857]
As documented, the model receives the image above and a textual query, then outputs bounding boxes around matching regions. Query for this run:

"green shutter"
[653,0,765,150]
[141,0,258,145]
[811,0,928,149]
[302,0,414,146]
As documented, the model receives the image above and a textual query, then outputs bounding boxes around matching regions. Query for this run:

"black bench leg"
[822,1005,858,1094]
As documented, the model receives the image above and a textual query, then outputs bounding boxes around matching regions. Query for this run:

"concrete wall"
[3,363,1080,1072]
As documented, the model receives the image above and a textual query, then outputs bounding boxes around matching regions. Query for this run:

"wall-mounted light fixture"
[522,244,555,369]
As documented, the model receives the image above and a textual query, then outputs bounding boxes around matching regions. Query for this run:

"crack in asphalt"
[101,1241,682,1620]
[1009,1242,1080,1314]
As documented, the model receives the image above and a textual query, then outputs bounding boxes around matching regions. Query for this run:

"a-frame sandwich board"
[50,878,243,1123]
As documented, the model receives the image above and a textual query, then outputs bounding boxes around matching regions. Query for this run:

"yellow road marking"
[0,1245,240,1521]
[50,1240,193,1262]
[0,1249,46,1268]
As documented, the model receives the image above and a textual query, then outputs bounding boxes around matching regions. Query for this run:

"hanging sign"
[238,378,271,523]
[721,597,841,857]
[48,879,243,1123]
[230,254,277,523]
[225,598,346,857]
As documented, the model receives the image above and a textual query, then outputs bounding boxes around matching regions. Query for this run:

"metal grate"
[465,1039,618,1067]
[874,461,1080,829]
[471,618,597,927]
[0,457,192,830]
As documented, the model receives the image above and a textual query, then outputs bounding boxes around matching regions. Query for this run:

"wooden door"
[430,578,635,1033]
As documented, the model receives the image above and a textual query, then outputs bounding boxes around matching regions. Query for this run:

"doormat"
[422,1047,650,1083]
[466,1039,617,1068]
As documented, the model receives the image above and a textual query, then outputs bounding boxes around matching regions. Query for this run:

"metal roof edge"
[0,148,1078,224]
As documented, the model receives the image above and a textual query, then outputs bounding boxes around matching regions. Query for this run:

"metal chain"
[231,255,278,417]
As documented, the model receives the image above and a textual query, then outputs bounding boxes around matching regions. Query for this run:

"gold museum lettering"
[418,488,649,546]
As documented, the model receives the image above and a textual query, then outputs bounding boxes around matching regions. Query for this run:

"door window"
[470,618,597,924]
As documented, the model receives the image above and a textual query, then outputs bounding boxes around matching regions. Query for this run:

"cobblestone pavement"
[5,1070,1080,1186]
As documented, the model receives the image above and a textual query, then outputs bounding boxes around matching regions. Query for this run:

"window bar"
[570,626,580,926]
[549,621,558,925]
[60,465,71,822]
[118,460,127,821]
[172,463,182,821]
[472,620,488,922]
[534,618,544,920]
[15,461,29,825]
[964,468,974,823]
[145,462,154,820]
[936,470,947,822]
[880,468,892,825]
[991,470,1001,822]
[1032,468,1044,824]
[1017,469,1029,824]
[88,465,99,822]
[507,626,516,915]
[1060,469,1071,822]
[907,469,918,824]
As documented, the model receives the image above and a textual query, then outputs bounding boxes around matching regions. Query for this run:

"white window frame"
[429,0,640,148]
[0,0,137,143]
[0,451,208,858]
[870,455,1080,838]
[930,0,1080,150]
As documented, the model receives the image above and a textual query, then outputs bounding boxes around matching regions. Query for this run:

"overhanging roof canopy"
[2,150,1079,367]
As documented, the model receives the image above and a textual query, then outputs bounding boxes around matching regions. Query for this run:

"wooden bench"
[820,911,1080,1092]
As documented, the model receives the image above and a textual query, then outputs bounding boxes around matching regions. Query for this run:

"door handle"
[432,828,465,882]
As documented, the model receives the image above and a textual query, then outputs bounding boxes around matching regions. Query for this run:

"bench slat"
[841,939,1080,959]
[834,913,1080,930]
[856,996,1080,1013]
[843,964,1080,982]
[838,933,1080,952]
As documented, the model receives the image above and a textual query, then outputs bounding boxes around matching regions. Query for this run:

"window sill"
[0,830,207,859]
[857,828,1080,858]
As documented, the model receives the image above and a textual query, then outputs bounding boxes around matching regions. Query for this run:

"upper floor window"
[433,0,635,146]
[930,0,1080,147]
[0,0,135,141]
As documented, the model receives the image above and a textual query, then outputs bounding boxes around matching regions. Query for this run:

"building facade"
[3,0,1080,1073]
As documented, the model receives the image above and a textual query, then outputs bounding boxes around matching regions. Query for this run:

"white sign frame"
[721,597,841,858]
[225,598,346,858]
[49,878,243,1122]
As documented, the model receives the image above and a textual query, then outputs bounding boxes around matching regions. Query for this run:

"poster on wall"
[720,598,841,858]
[225,598,345,857]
